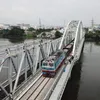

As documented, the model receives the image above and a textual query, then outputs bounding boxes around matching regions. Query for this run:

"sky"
[0,0,100,26]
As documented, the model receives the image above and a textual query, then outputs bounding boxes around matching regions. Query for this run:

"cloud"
[0,0,100,26]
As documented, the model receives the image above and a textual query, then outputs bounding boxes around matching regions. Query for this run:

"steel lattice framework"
[0,20,84,99]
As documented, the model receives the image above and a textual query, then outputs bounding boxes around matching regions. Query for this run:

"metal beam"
[72,21,81,56]
[59,22,71,49]
[13,52,25,94]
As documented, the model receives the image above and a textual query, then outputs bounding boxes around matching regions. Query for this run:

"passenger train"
[41,42,74,77]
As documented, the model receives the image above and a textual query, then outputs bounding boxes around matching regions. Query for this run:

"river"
[62,41,100,100]
[0,38,38,47]
[0,38,46,52]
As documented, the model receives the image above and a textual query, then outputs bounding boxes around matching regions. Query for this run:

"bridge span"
[0,20,85,100]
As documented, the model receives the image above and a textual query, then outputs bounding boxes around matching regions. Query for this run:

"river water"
[62,42,100,100]
[0,38,38,47]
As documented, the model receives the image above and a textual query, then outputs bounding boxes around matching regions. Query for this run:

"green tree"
[27,27,35,31]
[36,28,54,35]
[55,31,62,38]
[8,27,25,37]
[33,33,37,38]
[94,30,100,35]
[0,29,9,38]
[42,32,46,37]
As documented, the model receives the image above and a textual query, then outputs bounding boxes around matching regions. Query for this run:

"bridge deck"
[15,59,67,100]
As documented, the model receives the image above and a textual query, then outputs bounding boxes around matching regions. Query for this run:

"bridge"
[0,20,85,100]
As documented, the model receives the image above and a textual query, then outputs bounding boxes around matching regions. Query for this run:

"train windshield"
[49,63,53,67]
[43,63,47,66]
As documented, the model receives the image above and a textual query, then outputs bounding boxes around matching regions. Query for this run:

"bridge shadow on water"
[61,47,84,100]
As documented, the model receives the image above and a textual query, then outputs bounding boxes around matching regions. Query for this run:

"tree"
[0,29,9,38]
[27,27,35,31]
[42,32,46,37]
[36,28,54,35]
[8,27,25,37]
[33,33,37,38]
[55,31,62,38]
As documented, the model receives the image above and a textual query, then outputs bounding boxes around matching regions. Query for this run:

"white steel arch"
[59,20,84,56]
[59,20,80,50]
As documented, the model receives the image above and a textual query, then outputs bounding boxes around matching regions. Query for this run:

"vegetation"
[27,27,35,31]
[0,27,61,42]
[42,32,46,37]
[8,27,25,37]
[55,31,62,38]
[0,29,9,38]
[26,28,54,38]
[36,28,54,35]
[26,33,37,39]
[85,29,100,42]
[0,27,25,38]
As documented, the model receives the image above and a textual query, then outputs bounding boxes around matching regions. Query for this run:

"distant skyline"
[0,0,100,27]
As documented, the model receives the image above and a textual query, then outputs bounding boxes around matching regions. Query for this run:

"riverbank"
[85,30,100,42]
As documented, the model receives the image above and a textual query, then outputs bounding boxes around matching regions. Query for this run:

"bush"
[8,27,25,37]
[27,27,35,31]
[55,31,62,38]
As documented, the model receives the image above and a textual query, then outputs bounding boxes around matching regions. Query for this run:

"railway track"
[20,76,45,100]
[15,55,68,100]
[18,76,54,100]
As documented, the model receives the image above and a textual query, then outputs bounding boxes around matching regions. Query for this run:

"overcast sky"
[0,0,100,26]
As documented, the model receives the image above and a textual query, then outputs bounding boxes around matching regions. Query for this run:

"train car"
[42,50,66,77]
[63,42,74,62]
[42,42,74,77]
[63,42,74,56]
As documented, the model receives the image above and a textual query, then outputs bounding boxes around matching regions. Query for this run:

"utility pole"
[39,18,41,29]
[91,18,94,29]
[64,20,66,27]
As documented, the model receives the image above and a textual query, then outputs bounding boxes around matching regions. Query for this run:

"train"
[41,42,74,77]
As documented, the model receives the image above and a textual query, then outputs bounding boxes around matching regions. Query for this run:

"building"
[0,24,10,30]
[89,19,100,32]
[17,24,30,30]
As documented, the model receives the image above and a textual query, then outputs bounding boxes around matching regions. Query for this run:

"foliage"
[55,31,62,38]
[27,27,35,31]
[36,28,54,35]
[94,30,100,35]
[85,30,100,41]
[33,33,37,38]
[42,32,46,36]
[0,29,9,37]
[26,33,37,39]
[8,27,25,37]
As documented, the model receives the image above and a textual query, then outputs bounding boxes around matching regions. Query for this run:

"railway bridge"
[0,20,85,100]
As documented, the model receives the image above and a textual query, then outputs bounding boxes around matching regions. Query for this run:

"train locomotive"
[41,42,74,77]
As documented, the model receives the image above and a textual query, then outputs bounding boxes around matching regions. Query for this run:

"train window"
[49,63,53,67]
[43,63,47,66]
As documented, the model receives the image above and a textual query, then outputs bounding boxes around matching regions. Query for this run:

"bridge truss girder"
[59,20,84,56]
[0,38,61,98]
